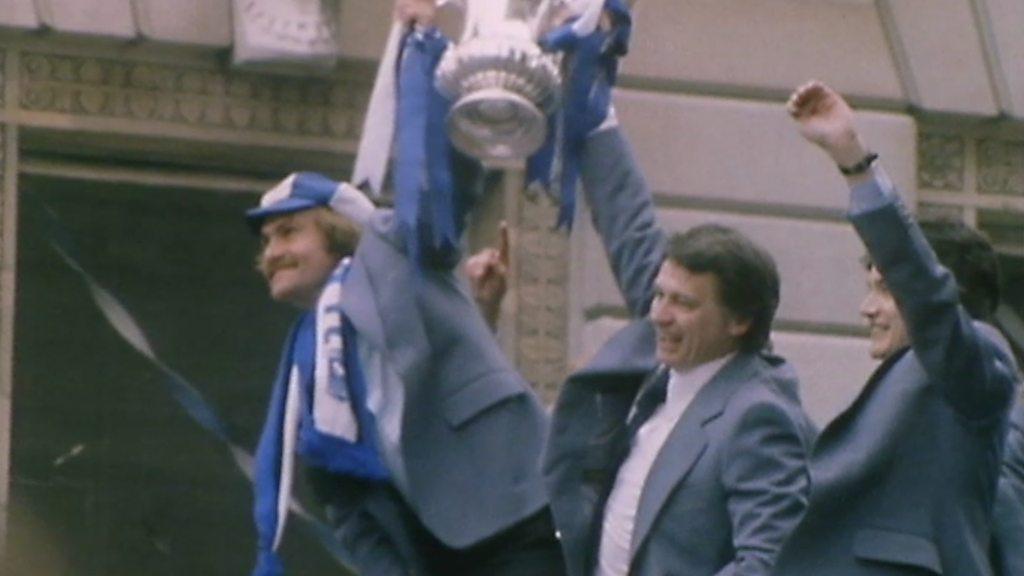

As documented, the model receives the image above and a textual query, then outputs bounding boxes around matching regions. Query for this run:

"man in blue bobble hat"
[245,3,565,575]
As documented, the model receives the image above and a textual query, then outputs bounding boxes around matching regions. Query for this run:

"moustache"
[260,256,299,278]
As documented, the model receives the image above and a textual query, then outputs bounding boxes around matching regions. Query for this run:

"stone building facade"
[0,0,1021,573]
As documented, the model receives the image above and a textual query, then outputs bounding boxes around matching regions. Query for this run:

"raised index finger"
[498,221,510,268]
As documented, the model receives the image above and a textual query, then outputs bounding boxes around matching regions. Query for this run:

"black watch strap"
[838,152,879,175]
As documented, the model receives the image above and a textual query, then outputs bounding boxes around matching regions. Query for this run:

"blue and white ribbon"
[353,0,463,195]
[393,27,468,265]
[538,0,632,229]
[352,22,404,196]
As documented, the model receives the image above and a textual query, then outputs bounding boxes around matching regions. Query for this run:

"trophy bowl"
[434,8,561,163]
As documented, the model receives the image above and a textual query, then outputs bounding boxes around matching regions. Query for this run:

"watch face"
[239,0,339,49]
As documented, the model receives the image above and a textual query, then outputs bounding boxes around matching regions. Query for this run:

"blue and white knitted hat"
[246,172,375,232]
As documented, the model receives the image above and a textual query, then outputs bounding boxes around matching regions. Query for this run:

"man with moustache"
[244,3,564,575]
[249,180,563,576]
[771,80,1018,575]
[248,172,564,576]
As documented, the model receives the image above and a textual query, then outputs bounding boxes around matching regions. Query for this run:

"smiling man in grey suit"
[243,3,565,575]
[249,172,566,576]
[248,178,563,576]
[772,81,1019,575]
[542,101,816,573]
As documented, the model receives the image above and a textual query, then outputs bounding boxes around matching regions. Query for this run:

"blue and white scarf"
[252,258,389,576]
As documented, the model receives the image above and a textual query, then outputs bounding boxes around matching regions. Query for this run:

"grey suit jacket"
[993,397,1024,576]
[771,178,1018,576]
[543,127,814,576]
[313,211,551,574]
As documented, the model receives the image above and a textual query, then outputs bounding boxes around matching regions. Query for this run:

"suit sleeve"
[308,471,423,576]
[715,399,811,576]
[580,127,666,317]
[379,151,484,272]
[847,172,1016,420]
[416,151,486,271]
[992,399,1024,575]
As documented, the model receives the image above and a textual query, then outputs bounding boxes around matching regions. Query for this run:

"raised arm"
[579,122,666,317]
[387,0,483,271]
[787,81,1016,420]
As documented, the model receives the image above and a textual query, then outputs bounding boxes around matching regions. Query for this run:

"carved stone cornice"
[918,133,965,191]
[977,138,1024,197]
[514,194,568,404]
[237,0,340,53]
[232,0,342,71]
[18,51,371,140]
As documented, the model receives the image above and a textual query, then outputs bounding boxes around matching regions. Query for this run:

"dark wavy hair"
[665,224,781,352]
[919,217,1001,322]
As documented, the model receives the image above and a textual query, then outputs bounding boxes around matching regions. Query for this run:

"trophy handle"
[530,0,557,33]
[434,0,480,42]
[440,0,561,41]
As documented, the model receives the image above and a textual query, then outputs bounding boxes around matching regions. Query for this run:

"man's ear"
[728,316,752,339]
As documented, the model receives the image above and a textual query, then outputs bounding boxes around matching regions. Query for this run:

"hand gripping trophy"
[433,0,563,163]
[353,0,625,236]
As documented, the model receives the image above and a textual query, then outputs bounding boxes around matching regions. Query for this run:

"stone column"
[467,169,569,406]
[0,47,15,554]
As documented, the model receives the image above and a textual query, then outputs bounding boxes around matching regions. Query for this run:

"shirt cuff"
[848,165,898,215]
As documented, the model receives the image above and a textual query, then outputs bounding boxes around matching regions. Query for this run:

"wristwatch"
[838,152,879,176]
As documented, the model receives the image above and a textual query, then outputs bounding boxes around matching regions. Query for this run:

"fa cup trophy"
[434,0,562,163]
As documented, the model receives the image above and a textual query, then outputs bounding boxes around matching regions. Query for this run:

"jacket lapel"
[551,368,651,576]
[628,404,708,555]
[340,252,386,352]
[813,347,908,451]
[573,319,659,380]
[340,215,430,383]
[628,353,758,559]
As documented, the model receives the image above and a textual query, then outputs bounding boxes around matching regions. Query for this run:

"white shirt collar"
[665,353,735,406]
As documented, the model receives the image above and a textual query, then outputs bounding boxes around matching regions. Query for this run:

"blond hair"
[311,207,362,258]
[255,207,363,275]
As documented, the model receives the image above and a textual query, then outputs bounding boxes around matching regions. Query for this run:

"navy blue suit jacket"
[771,175,1018,575]
[993,396,1024,575]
